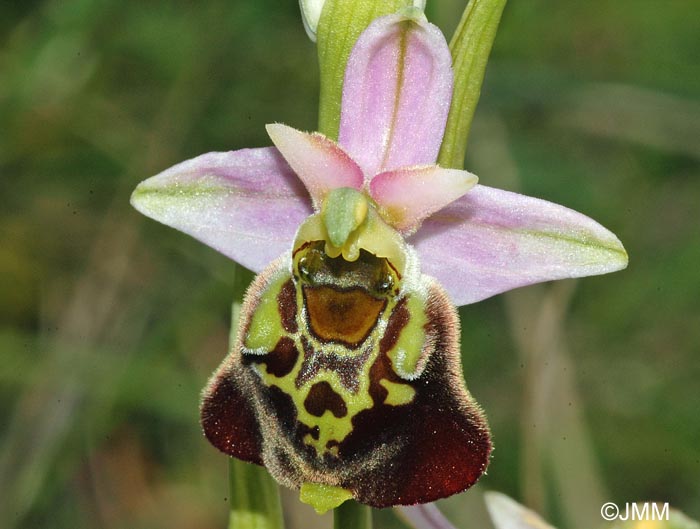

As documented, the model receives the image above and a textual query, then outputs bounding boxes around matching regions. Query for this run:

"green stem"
[333,500,372,529]
[438,0,507,170]
[228,458,284,529]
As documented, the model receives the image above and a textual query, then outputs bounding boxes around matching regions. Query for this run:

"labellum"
[200,188,491,508]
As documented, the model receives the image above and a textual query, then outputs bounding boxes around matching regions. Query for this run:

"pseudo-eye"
[200,187,491,509]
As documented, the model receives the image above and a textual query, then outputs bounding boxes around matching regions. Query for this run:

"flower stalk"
[334,500,372,529]
[228,458,284,529]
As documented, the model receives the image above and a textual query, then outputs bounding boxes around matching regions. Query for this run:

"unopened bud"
[299,0,326,42]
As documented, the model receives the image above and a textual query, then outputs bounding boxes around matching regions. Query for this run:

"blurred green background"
[1,1,698,528]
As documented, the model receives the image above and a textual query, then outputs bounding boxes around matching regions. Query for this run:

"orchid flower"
[131,10,627,513]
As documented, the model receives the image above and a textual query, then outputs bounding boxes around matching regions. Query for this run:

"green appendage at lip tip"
[300,482,353,514]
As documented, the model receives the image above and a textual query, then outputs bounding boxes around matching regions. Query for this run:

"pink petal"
[338,12,453,177]
[266,123,364,207]
[130,147,312,272]
[370,165,478,233]
[410,185,628,306]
